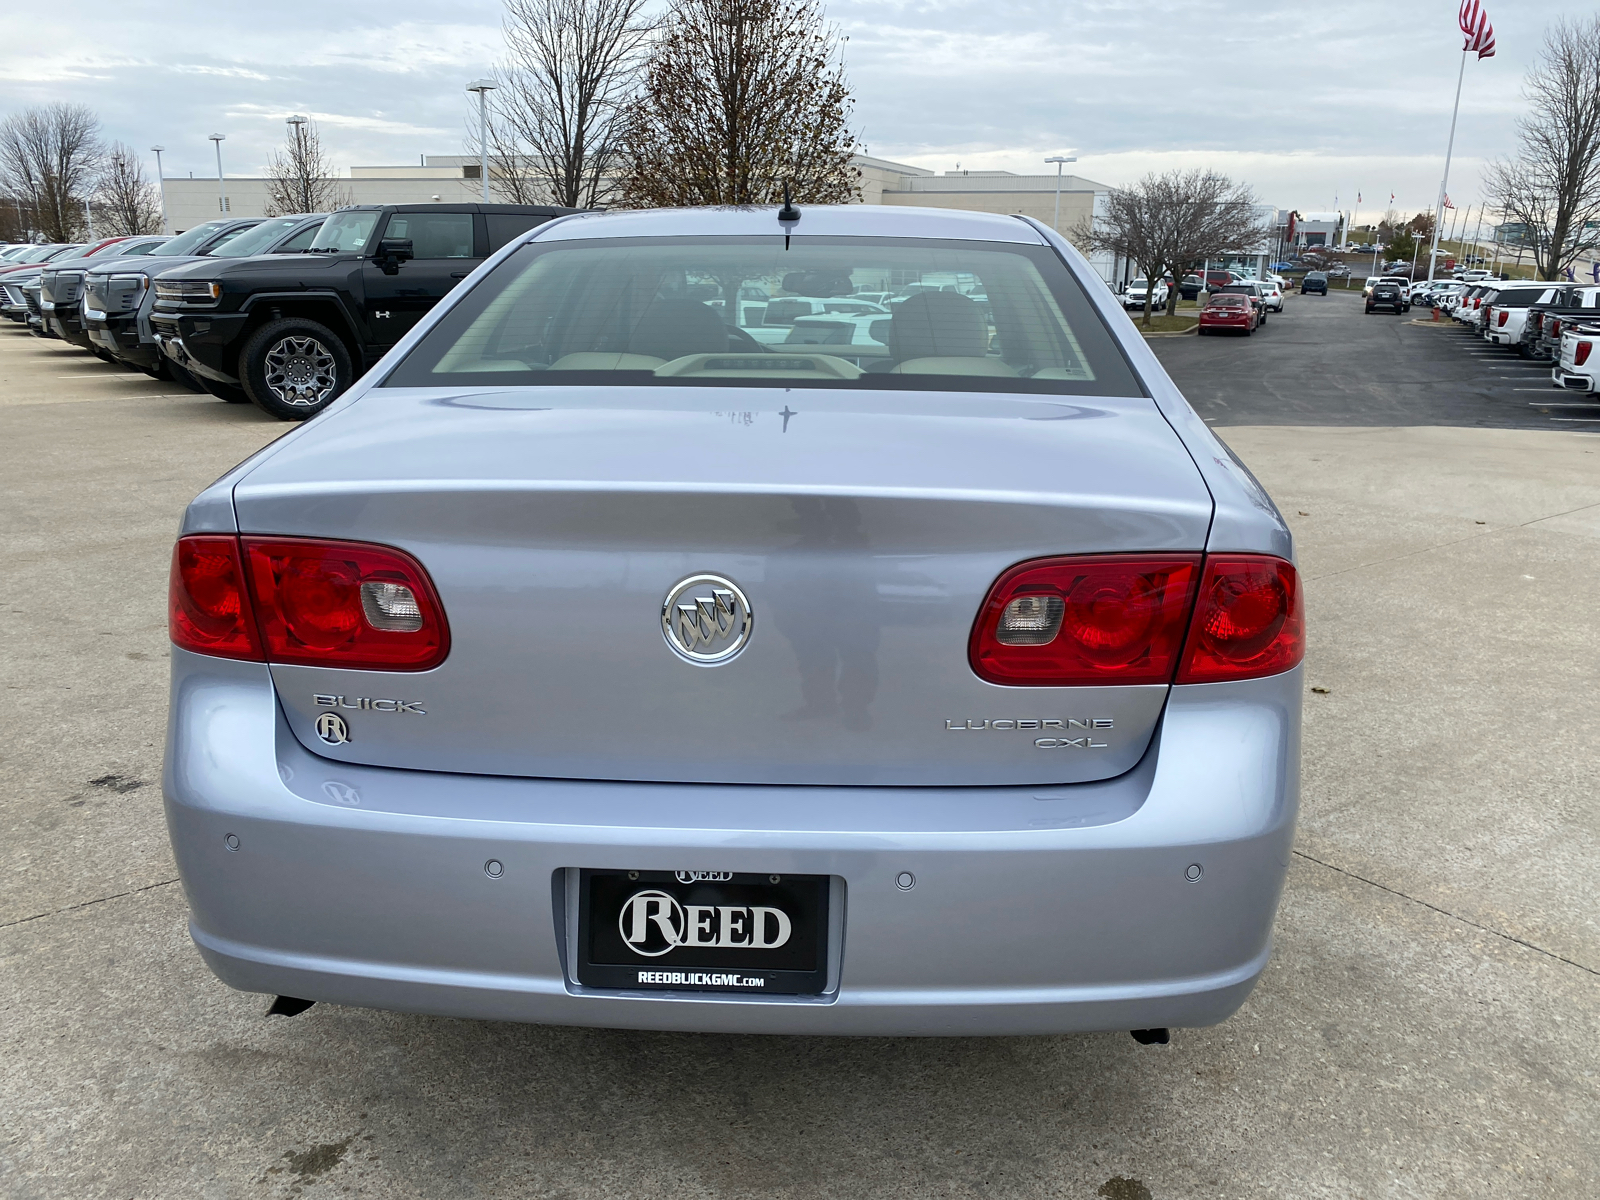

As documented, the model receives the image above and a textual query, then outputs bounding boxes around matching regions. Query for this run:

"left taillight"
[1497,310,1509,327]
[170,536,262,660]
[169,534,449,671]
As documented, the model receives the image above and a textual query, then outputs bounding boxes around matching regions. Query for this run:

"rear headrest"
[888,292,987,361]
[626,300,729,361]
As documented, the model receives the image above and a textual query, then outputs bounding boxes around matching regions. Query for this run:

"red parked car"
[1198,293,1258,335]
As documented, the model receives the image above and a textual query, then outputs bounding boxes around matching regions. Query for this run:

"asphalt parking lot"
[1152,284,1600,431]
[2,302,1597,1199]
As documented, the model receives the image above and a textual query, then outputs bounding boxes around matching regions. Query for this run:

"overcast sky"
[1,0,1590,218]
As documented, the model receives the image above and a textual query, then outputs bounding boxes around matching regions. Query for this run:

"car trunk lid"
[234,386,1214,786]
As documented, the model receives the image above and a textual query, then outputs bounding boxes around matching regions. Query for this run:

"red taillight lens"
[970,555,1200,686]
[1497,310,1509,327]
[1577,341,1593,367]
[1551,320,1562,337]
[242,537,449,670]
[1177,557,1303,684]
[170,536,262,660]
[970,553,1303,687]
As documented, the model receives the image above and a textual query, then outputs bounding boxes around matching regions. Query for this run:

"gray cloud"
[0,0,1586,213]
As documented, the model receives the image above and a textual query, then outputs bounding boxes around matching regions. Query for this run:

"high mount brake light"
[970,554,1303,687]
[169,535,449,670]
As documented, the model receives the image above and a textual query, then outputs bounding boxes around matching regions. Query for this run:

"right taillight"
[970,555,1201,686]
[1176,556,1304,684]
[1577,341,1593,366]
[970,553,1303,687]
[1551,320,1562,338]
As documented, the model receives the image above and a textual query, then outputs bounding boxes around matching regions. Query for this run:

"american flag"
[1459,1,1495,59]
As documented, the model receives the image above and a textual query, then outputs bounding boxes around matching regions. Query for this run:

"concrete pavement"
[1,310,1595,1199]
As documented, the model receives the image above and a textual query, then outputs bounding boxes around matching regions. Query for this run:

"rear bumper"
[165,652,1300,1035]
[1553,367,1596,392]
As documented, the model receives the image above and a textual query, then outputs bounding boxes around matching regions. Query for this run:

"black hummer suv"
[150,203,574,419]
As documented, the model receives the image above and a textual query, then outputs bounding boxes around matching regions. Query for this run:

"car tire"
[239,318,355,421]
[198,376,252,404]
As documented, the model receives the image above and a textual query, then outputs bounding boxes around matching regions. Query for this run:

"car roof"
[531,205,1049,244]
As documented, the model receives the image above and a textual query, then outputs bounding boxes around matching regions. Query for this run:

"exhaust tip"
[266,996,316,1018]
[1130,1028,1170,1045]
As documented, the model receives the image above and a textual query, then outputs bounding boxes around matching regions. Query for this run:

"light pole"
[286,115,308,212]
[208,134,227,215]
[1045,155,1077,231]
[467,79,497,203]
[151,145,169,234]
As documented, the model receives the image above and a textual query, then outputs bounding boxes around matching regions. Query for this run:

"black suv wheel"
[240,318,354,421]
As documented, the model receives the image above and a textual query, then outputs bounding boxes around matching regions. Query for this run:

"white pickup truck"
[1553,322,1600,393]
[1484,285,1563,352]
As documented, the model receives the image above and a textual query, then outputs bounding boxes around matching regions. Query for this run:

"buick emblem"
[661,574,753,665]
[314,712,349,745]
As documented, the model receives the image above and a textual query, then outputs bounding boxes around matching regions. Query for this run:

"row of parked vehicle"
[1420,275,1600,393]
[0,201,571,419]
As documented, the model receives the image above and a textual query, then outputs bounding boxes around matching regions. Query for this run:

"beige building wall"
[161,174,487,231]
[158,154,1110,249]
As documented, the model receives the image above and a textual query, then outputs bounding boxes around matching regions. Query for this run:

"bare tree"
[0,103,104,241]
[1074,170,1265,326]
[95,143,162,235]
[1483,17,1600,281]
[613,0,859,208]
[477,0,652,208]
[263,118,350,216]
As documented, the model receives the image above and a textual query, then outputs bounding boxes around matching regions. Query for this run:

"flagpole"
[1428,50,1468,281]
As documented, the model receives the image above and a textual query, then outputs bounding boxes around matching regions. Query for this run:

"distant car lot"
[1154,282,1593,430]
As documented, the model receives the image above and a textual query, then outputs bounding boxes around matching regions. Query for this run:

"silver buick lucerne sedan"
[165,205,1302,1037]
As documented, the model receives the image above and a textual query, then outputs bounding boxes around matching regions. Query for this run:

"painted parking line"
[1526,402,1600,408]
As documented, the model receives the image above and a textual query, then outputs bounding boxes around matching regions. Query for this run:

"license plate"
[576,869,828,995]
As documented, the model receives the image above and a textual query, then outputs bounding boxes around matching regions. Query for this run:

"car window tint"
[486,214,551,250]
[385,235,1144,397]
[278,222,324,252]
[385,213,474,258]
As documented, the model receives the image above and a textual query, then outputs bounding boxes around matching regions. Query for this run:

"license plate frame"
[575,869,830,995]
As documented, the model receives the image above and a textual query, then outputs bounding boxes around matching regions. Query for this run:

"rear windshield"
[1209,296,1247,306]
[383,235,1143,396]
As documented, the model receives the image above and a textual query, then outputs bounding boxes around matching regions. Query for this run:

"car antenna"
[778,182,800,249]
